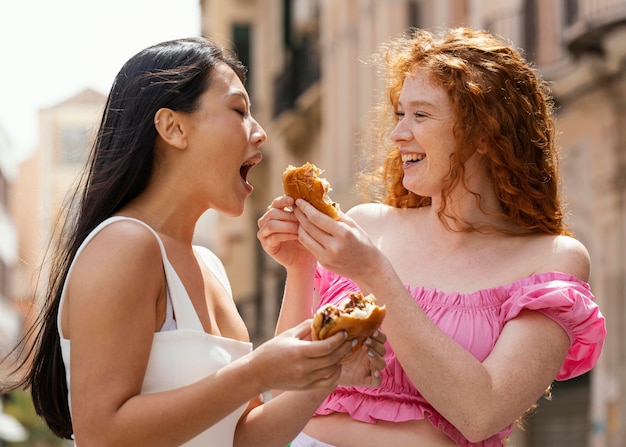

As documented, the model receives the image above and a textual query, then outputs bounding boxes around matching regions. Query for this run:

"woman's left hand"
[339,330,387,387]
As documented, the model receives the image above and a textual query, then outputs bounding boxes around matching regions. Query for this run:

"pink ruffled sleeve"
[501,273,605,380]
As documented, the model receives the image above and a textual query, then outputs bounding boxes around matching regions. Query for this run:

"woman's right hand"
[257,196,316,271]
[250,319,354,392]
[291,199,384,284]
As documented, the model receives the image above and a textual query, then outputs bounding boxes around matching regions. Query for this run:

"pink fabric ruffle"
[500,276,605,380]
[313,267,605,447]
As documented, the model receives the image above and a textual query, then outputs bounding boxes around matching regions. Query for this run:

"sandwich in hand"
[311,292,386,350]
[282,162,340,219]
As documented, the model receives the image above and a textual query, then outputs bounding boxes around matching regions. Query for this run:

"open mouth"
[240,160,257,182]
[401,153,425,166]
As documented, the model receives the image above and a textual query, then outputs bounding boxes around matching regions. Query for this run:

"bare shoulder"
[346,203,419,230]
[85,218,161,258]
[71,218,164,286]
[533,234,591,281]
[345,202,391,219]
[346,203,397,236]
[66,219,166,338]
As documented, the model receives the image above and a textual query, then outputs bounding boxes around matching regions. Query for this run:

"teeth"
[401,153,425,163]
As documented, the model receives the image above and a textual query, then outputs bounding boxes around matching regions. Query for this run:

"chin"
[402,179,436,197]
[402,180,420,195]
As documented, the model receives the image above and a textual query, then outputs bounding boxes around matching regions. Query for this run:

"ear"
[154,108,187,150]
[476,136,489,155]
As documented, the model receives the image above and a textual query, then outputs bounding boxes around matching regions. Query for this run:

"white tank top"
[57,216,252,446]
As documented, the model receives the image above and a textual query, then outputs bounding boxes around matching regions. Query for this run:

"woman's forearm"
[355,258,569,441]
[275,265,317,335]
[234,388,329,447]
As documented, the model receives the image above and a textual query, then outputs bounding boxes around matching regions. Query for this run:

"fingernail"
[351,339,358,347]
[373,370,380,378]
[368,349,375,357]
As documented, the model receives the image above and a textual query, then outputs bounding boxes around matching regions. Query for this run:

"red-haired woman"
[258,27,605,447]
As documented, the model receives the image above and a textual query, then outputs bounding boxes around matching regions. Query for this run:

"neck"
[119,186,203,245]
[428,186,519,239]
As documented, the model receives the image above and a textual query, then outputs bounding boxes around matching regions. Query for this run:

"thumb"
[290,319,314,340]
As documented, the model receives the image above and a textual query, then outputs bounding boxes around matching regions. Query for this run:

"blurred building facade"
[199,0,626,446]
[0,126,20,378]
[5,0,623,444]
[10,88,107,355]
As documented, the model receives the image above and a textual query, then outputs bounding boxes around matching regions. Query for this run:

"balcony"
[272,34,321,118]
[564,0,626,57]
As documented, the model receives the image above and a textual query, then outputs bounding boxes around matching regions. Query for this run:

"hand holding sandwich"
[257,195,317,272]
[258,162,382,284]
[290,197,386,287]
[257,165,387,388]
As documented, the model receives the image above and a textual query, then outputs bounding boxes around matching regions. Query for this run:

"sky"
[0,0,201,173]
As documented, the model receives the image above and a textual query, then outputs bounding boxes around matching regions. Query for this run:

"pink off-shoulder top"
[313,266,605,447]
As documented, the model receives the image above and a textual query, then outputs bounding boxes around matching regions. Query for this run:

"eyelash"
[395,111,427,119]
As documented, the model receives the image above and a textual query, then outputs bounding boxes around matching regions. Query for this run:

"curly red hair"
[357,27,570,235]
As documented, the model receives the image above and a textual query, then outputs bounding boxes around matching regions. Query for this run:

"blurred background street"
[1,1,624,446]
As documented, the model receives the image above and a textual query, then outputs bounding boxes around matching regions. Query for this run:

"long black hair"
[1,37,246,439]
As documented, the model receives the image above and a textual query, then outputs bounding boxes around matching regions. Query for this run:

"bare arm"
[357,260,569,441]
[256,195,388,396]
[68,222,263,446]
[67,221,352,447]
[234,388,330,447]
[292,199,576,442]
[275,265,317,335]
[257,195,318,335]
[234,332,387,446]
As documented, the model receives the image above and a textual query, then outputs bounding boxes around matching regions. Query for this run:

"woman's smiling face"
[391,68,457,199]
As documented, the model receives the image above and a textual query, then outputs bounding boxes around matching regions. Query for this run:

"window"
[523,0,538,62]
[273,0,321,116]
[233,24,252,91]
[408,0,422,29]
[564,0,579,25]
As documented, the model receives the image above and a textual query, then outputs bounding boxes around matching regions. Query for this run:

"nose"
[251,117,267,148]
[390,116,411,144]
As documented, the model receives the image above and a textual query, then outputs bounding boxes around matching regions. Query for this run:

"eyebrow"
[227,90,251,106]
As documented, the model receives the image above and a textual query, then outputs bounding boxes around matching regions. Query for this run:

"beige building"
[199,0,625,446]
[11,88,107,334]
[7,0,623,444]
[0,125,20,375]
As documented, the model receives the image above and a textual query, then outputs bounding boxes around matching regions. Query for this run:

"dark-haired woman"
[2,37,385,447]
[258,27,605,446]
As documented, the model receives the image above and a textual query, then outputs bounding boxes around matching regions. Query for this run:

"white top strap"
[57,216,205,336]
